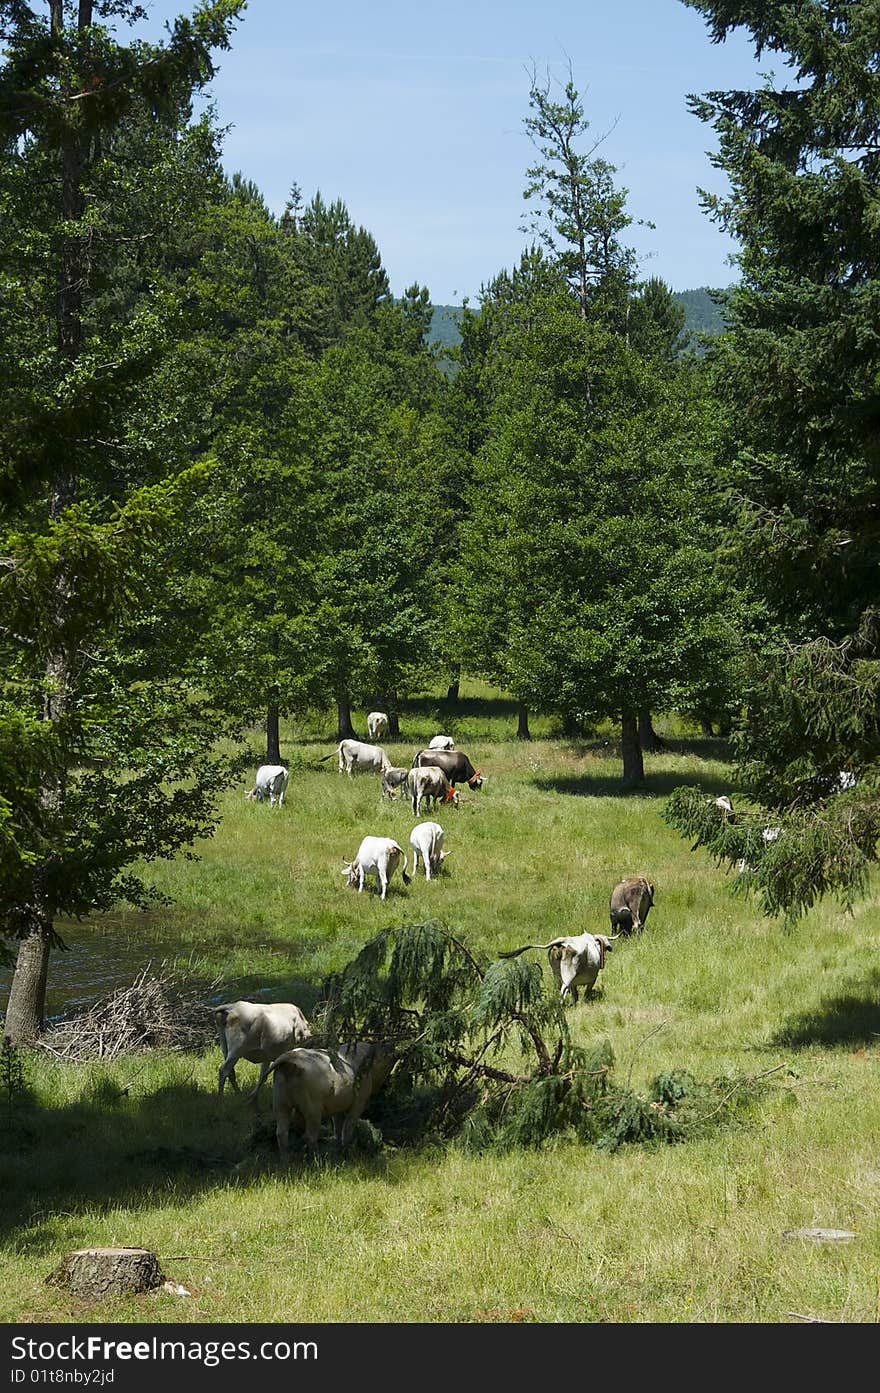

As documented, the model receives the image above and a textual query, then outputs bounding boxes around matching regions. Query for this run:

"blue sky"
[136,0,765,304]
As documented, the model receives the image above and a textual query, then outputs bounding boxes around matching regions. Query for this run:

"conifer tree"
[0,0,244,1041]
[665,1,880,918]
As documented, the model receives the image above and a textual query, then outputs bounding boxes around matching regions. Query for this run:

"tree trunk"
[638,708,665,752]
[5,10,88,1042]
[49,1248,165,1302]
[266,702,281,763]
[385,700,401,739]
[446,665,460,702]
[621,712,645,785]
[336,694,356,740]
[4,912,53,1045]
[700,717,714,737]
[516,702,532,740]
[562,711,583,738]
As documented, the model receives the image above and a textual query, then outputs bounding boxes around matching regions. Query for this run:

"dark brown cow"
[412,748,483,789]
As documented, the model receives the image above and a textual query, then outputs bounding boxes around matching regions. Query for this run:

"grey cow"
[609,877,654,936]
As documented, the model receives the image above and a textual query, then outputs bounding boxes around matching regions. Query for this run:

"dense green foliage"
[665,1,880,917]
[0,1,247,1017]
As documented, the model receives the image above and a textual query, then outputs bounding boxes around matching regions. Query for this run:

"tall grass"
[3,687,880,1322]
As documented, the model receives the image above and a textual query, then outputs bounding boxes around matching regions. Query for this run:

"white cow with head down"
[409,821,451,881]
[270,1040,397,1159]
[342,835,410,900]
[215,1000,312,1101]
[246,765,289,806]
[320,739,389,777]
[428,734,456,751]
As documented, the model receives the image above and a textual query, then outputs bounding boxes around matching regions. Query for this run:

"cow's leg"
[424,854,432,882]
[301,1105,323,1161]
[218,1056,241,1095]
[275,1106,291,1160]
[560,962,578,1006]
[411,847,420,877]
[379,867,388,900]
[357,865,365,893]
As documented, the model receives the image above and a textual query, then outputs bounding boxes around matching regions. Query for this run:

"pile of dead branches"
[40,964,220,1062]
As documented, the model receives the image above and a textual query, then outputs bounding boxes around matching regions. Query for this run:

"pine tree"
[665,1,880,918]
[0,0,245,1041]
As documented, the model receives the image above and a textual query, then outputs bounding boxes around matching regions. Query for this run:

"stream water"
[0,919,220,1021]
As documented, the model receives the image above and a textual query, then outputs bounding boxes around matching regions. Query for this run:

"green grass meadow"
[3,687,880,1323]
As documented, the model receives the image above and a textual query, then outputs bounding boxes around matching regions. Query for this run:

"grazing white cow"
[380,765,409,800]
[246,765,289,807]
[609,878,654,936]
[428,734,456,751]
[320,739,389,777]
[409,821,451,881]
[270,1041,397,1159]
[215,1000,312,1100]
[342,835,410,899]
[367,711,389,741]
[406,765,458,816]
[499,932,616,1004]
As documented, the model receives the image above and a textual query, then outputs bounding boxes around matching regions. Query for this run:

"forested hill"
[428,286,729,351]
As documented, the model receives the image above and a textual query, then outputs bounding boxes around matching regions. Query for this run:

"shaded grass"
[3,689,880,1322]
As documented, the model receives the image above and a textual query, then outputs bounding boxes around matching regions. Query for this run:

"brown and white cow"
[412,748,483,789]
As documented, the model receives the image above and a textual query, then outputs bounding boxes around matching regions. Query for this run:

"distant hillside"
[428,303,467,350]
[674,286,729,345]
[428,287,731,354]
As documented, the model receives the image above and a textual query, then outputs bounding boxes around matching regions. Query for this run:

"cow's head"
[467,769,484,790]
[245,788,259,802]
[444,787,460,805]
[341,861,357,887]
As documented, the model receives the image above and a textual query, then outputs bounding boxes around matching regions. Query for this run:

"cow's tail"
[399,849,411,885]
[498,939,565,959]
[265,1052,303,1085]
[214,1005,234,1054]
[318,746,340,763]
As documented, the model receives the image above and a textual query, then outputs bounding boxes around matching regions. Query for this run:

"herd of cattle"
[231,711,657,1159]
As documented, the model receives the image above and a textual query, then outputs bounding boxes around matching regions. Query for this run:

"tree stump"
[49,1247,165,1301]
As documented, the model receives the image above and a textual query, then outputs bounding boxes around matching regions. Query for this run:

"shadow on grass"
[535,765,734,800]
[771,969,880,1049]
[1,1069,391,1251]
